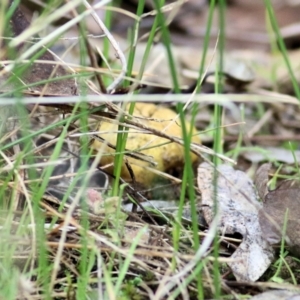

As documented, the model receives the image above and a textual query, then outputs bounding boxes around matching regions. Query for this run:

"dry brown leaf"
[257,164,300,257]
[92,103,201,186]
[197,162,274,282]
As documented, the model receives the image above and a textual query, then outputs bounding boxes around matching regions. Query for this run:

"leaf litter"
[3,0,300,299]
[197,162,274,282]
[195,161,300,283]
[126,161,300,285]
[256,163,300,258]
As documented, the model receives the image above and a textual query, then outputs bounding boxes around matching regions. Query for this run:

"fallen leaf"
[197,162,274,282]
[249,290,300,300]
[241,147,300,164]
[257,164,300,257]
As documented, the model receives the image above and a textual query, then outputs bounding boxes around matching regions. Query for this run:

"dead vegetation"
[2,1,300,299]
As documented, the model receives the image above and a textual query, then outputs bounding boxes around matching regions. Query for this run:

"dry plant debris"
[0,2,80,96]
[3,0,300,299]
[197,162,274,282]
[92,102,201,185]
[256,163,300,258]
[249,289,300,300]
[241,147,300,164]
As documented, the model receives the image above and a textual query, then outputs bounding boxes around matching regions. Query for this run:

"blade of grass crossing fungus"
[172,1,216,296]
[152,0,200,247]
[112,0,145,196]
[152,3,207,298]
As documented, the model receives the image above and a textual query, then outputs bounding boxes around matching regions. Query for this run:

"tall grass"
[0,0,298,299]
[264,0,300,100]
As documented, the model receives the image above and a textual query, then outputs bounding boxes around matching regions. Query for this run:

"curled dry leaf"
[220,56,255,85]
[197,162,274,282]
[92,103,201,186]
[257,164,300,257]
